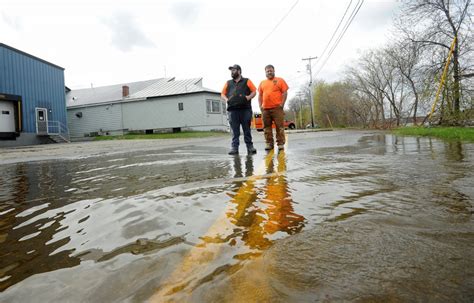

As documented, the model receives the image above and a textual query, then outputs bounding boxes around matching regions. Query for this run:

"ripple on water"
[1,134,473,301]
[191,216,474,302]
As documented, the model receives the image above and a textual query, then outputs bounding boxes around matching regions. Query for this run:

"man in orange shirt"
[221,64,257,155]
[258,64,289,151]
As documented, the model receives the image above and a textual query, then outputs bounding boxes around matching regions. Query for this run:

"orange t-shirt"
[258,77,289,109]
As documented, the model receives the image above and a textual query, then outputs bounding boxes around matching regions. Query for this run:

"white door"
[0,101,15,132]
[36,107,48,135]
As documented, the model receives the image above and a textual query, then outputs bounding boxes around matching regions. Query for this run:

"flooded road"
[0,130,473,302]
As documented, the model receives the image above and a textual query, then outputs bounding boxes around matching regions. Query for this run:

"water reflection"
[0,163,80,291]
[152,151,306,300]
[203,151,305,250]
[1,133,473,302]
[232,155,254,178]
[76,234,187,262]
[262,152,305,236]
[445,140,464,162]
[0,148,231,292]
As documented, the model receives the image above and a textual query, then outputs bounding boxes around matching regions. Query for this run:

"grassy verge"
[393,127,474,142]
[93,131,227,141]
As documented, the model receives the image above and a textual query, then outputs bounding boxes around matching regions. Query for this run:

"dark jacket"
[225,78,251,111]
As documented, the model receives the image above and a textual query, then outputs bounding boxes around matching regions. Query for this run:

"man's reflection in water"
[261,151,305,236]
[154,153,306,298]
[204,151,305,251]
[232,155,254,179]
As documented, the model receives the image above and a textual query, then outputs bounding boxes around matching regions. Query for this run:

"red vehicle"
[251,113,296,131]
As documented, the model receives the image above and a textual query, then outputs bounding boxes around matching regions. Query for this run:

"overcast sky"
[1,0,400,101]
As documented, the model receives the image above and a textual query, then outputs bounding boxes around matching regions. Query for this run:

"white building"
[66,78,228,139]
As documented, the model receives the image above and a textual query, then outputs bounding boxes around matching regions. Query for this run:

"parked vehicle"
[252,113,296,131]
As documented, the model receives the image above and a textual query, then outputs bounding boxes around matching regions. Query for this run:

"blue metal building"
[0,43,69,147]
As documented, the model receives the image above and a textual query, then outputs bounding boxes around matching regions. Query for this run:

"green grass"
[93,131,227,141]
[393,127,474,142]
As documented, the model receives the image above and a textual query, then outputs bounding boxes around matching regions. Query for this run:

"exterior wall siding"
[0,44,67,134]
[67,92,228,139]
[67,103,123,138]
[122,92,227,131]
[203,93,229,130]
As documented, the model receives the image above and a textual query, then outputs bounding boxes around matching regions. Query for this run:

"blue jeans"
[228,108,253,149]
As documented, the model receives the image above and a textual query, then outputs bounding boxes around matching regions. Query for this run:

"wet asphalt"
[0,130,473,302]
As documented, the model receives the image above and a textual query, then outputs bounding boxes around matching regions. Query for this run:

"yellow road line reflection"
[149,135,305,302]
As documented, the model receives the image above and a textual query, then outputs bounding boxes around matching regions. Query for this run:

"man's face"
[265,67,275,80]
[231,68,241,79]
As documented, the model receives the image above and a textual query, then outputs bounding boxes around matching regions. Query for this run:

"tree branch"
[460,72,474,78]
[410,38,450,50]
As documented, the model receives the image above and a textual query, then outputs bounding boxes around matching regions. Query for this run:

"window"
[178,102,184,111]
[2,111,9,115]
[212,101,220,113]
[206,99,221,114]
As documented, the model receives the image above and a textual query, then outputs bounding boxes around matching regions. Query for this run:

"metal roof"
[66,77,219,108]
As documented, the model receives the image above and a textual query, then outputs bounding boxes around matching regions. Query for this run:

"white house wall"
[67,92,228,139]
[122,93,227,131]
[67,103,123,138]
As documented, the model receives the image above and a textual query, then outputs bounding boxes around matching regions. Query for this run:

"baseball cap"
[228,64,241,71]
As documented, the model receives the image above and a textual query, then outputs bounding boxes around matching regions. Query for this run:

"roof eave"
[67,90,220,109]
[67,97,147,109]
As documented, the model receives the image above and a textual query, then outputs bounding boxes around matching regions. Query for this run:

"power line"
[250,0,300,55]
[313,0,364,78]
[312,0,353,69]
[290,1,363,97]
[314,0,364,77]
[326,0,364,59]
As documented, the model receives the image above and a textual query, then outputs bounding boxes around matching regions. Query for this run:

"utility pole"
[296,92,305,128]
[302,56,317,127]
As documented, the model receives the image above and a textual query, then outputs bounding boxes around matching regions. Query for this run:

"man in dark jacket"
[221,64,257,155]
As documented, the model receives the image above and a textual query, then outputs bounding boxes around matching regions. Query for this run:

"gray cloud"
[170,2,201,26]
[102,11,155,52]
[2,12,23,31]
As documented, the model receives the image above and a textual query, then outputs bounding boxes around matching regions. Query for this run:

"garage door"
[0,101,15,133]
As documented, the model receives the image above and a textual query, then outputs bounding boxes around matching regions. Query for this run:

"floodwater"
[0,131,473,302]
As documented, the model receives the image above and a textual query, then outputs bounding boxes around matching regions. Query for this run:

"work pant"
[228,108,253,149]
[262,106,285,146]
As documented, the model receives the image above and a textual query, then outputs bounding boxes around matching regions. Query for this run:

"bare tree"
[287,83,313,128]
[298,0,473,128]
[385,41,425,125]
[397,0,473,117]
[346,50,392,127]
[346,69,380,127]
